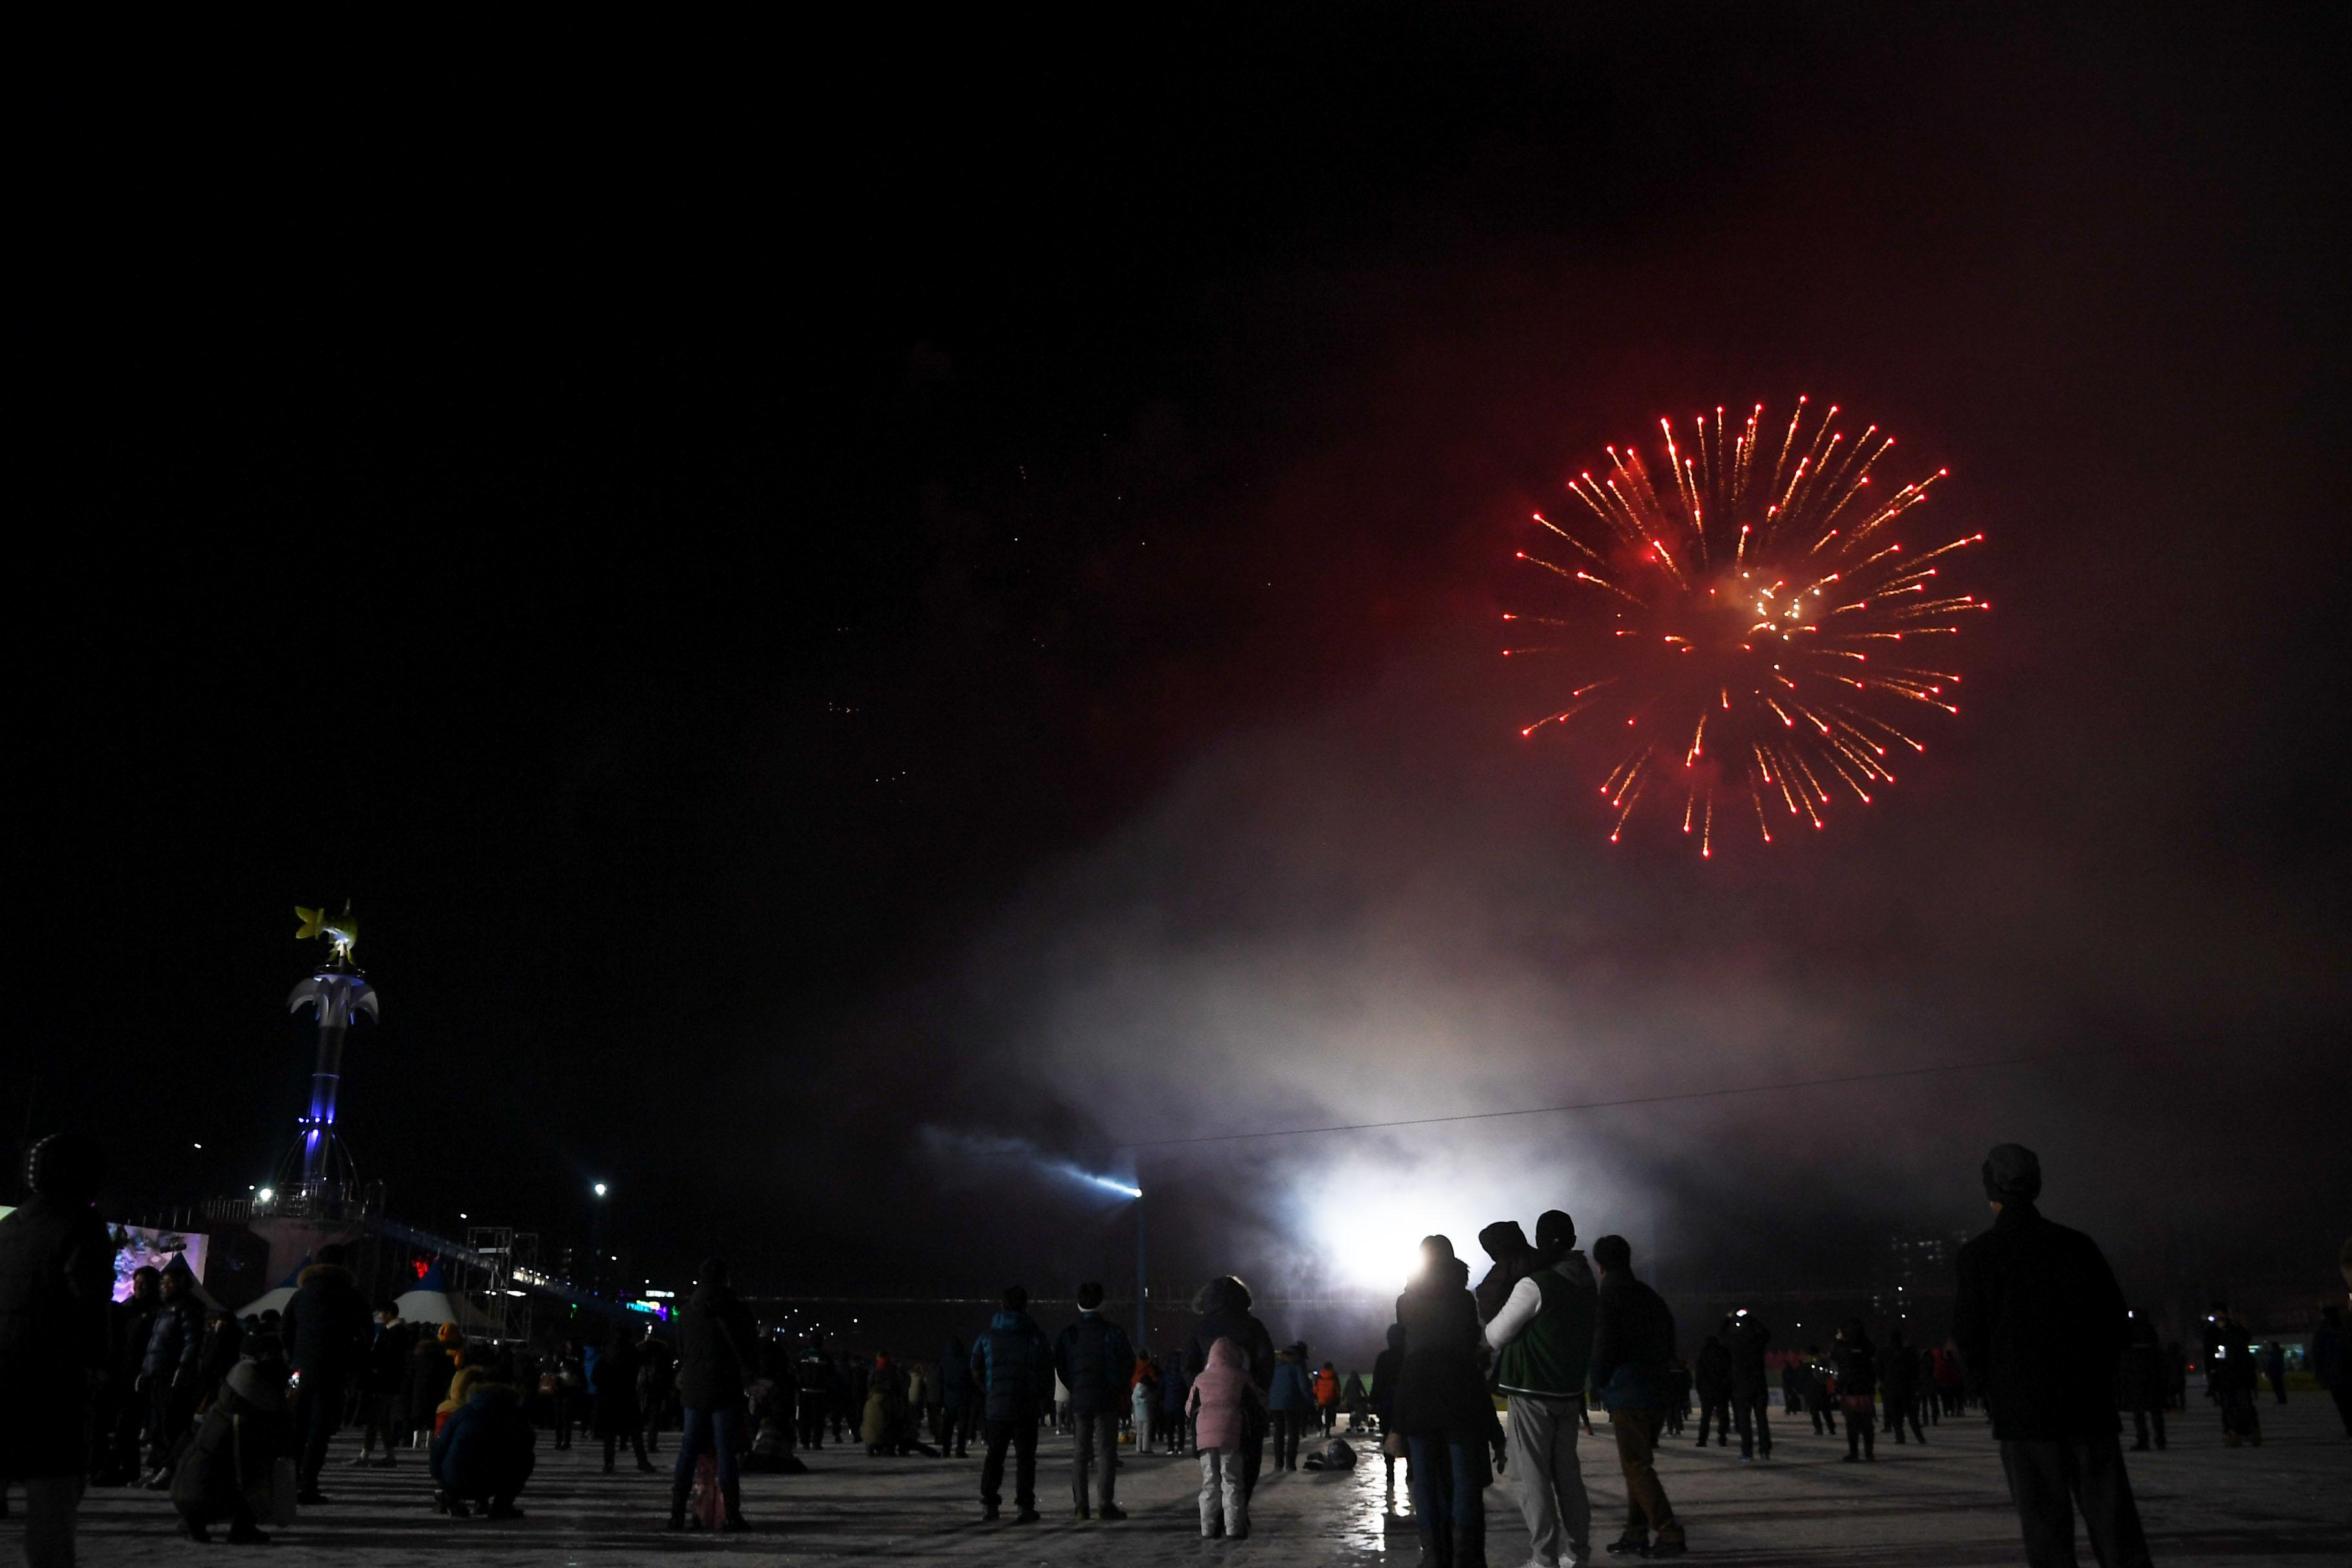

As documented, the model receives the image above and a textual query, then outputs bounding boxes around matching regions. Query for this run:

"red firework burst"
[1507,400,1985,854]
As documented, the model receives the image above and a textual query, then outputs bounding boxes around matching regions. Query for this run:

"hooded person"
[428,1364,534,1518]
[1954,1144,2153,1568]
[669,1257,756,1531]
[280,1242,373,1502]
[1473,1221,1536,1324]
[1394,1237,1493,1568]
[1184,1277,1277,1496]
[970,1284,1054,1524]
[1485,1210,1598,1568]
[0,1132,113,1567]
[171,1357,289,1542]
[1186,1338,1265,1540]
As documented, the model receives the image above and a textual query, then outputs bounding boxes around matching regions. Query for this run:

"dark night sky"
[15,10,2349,1343]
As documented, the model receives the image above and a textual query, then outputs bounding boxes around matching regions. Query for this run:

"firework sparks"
[1509,401,1984,850]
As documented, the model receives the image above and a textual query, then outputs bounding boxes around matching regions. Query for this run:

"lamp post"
[1135,1187,1147,1354]
[589,1181,610,1293]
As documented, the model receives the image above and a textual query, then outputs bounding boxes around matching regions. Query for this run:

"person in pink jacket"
[1186,1338,1266,1540]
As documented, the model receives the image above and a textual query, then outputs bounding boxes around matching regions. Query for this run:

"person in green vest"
[1484,1210,1598,1568]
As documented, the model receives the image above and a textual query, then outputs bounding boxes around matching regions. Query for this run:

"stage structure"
[266,903,380,1218]
[466,1226,544,1344]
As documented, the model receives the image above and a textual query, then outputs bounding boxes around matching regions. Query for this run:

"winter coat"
[971,1308,1054,1420]
[1832,1340,1877,1402]
[197,1314,246,1398]
[1160,1347,1191,1413]
[1369,1324,1406,1420]
[362,1318,411,1395]
[1879,1338,1916,1402]
[1694,1337,1733,1399]
[2118,1320,2166,1412]
[407,1333,458,1426]
[860,1384,892,1445]
[2313,1320,2346,1390]
[1952,1199,2127,1440]
[1725,1318,1770,1396]
[1054,1311,1137,1415]
[675,1280,758,1411]
[1268,1353,1316,1412]
[1186,1337,1264,1451]
[1184,1277,1277,1393]
[0,1196,113,1478]
[1487,1250,1599,1400]
[281,1264,373,1380]
[590,1338,644,1435]
[1391,1262,1491,1440]
[431,1382,536,1501]
[938,1338,974,1404]
[170,1366,286,1522]
[111,1294,160,1384]
[142,1293,206,1381]
[1314,1366,1340,1407]
[1590,1270,1677,1413]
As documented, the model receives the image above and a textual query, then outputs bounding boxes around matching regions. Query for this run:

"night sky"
[18,12,2349,1346]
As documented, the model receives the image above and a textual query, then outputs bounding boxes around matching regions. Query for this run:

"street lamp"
[589,1181,611,1292]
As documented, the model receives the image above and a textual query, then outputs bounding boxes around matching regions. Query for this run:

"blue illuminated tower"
[275,903,378,1208]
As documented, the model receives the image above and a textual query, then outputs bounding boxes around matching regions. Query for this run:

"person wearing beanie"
[1484,1209,1598,1568]
[1954,1144,2152,1568]
[0,1133,113,1568]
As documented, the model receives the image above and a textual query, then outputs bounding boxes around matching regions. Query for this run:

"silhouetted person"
[1054,1281,1135,1519]
[1591,1234,1684,1558]
[1693,1333,1733,1447]
[669,1257,755,1531]
[2119,1311,2166,1451]
[973,1284,1052,1524]
[2201,1303,2260,1446]
[1954,1143,2152,1568]
[1834,1321,1877,1461]
[0,1133,113,1568]
[1485,1209,1597,1568]
[593,1323,651,1473]
[139,1264,204,1484]
[2315,1305,2351,1438]
[1268,1343,1314,1472]
[173,1357,287,1542]
[2260,1340,2287,1405]
[1184,1277,1276,1497]
[1881,1328,1923,1443]
[1393,1236,1492,1568]
[282,1242,372,1502]
[1723,1308,1772,1460]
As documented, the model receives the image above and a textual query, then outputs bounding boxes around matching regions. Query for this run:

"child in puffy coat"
[1186,1338,1265,1540]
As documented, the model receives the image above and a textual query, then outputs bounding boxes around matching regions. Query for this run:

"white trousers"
[1507,1393,1592,1566]
[1197,1446,1248,1536]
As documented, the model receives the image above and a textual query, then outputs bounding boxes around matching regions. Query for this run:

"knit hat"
[1981,1143,2043,1204]
[1535,1210,1576,1253]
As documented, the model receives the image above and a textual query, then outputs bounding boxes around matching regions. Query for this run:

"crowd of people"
[4,1131,2349,1567]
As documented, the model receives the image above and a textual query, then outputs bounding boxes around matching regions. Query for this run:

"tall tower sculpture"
[275,902,378,1210]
